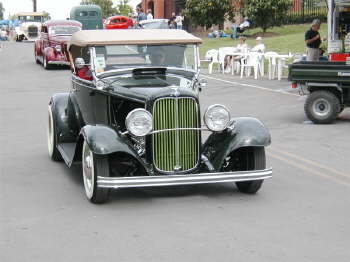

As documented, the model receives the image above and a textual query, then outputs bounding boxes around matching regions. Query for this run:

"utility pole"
[33,0,37,12]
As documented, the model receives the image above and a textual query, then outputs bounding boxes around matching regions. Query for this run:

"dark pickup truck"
[289,61,350,124]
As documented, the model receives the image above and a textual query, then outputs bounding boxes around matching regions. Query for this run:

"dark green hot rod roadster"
[48,29,272,203]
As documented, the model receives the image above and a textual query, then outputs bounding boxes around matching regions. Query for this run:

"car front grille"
[28,26,38,37]
[153,97,200,172]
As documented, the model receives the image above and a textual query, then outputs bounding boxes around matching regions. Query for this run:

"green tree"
[0,2,5,20]
[43,11,51,20]
[116,0,133,16]
[244,0,292,33]
[81,0,117,17]
[184,0,237,29]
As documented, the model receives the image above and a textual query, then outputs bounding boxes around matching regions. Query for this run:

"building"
[140,0,185,19]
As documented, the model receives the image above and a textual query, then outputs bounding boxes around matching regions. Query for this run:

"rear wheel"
[82,141,110,204]
[304,90,340,124]
[223,147,265,194]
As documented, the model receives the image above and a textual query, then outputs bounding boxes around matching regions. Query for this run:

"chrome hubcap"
[313,98,331,117]
[47,106,54,156]
[82,142,94,199]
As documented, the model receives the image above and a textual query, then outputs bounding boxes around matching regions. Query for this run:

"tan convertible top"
[68,29,202,49]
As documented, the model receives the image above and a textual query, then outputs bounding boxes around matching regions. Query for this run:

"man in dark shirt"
[305,19,321,61]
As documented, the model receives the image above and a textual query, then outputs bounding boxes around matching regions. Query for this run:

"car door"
[37,25,47,58]
[71,76,95,125]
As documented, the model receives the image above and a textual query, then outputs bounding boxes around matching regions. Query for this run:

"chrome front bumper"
[48,61,70,65]
[97,168,272,189]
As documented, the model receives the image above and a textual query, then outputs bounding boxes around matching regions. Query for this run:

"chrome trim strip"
[97,168,272,188]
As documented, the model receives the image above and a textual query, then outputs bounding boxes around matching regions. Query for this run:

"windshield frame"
[48,25,81,36]
[89,44,200,78]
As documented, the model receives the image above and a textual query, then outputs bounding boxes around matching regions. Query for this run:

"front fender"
[80,125,138,157]
[15,27,22,35]
[49,93,78,143]
[202,117,271,171]
[44,47,56,61]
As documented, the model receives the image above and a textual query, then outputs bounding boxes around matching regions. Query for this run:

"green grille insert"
[153,98,199,172]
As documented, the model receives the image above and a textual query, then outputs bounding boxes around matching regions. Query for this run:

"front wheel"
[34,48,40,64]
[304,91,340,124]
[47,105,62,161]
[82,141,110,204]
[223,147,266,194]
[43,55,51,70]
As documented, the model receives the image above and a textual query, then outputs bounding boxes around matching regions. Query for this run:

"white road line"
[202,74,298,97]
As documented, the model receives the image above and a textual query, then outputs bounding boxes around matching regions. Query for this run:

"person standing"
[305,19,322,61]
[147,10,154,20]
[175,13,184,30]
[137,8,147,22]
[168,12,177,29]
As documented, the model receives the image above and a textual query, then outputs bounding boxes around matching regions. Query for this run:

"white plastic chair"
[240,52,262,79]
[277,53,293,80]
[264,52,279,80]
[205,49,220,74]
[231,59,241,75]
[204,49,220,74]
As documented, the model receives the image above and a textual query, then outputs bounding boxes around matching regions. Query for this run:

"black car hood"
[109,85,198,104]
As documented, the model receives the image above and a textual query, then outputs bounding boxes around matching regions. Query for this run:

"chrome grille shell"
[152,97,200,173]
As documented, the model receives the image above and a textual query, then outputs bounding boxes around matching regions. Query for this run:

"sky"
[1,0,141,19]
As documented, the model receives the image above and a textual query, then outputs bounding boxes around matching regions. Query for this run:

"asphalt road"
[1,42,350,262]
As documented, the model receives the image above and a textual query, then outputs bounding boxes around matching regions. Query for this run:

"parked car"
[34,20,82,69]
[289,61,350,124]
[138,19,169,29]
[70,5,103,30]
[47,29,272,203]
[12,12,45,42]
[104,15,134,29]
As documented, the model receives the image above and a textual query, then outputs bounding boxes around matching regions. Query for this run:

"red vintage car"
[34,20,82,69]
[104,16,134,29]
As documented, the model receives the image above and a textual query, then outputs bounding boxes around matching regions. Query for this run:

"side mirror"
[75,57,85,69]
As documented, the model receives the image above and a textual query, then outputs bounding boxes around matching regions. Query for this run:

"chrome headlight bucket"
[125,109,153,137]
[204,104,231,132]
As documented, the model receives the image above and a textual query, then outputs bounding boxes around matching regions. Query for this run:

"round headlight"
[125,109,153,137]
[55,45,62,52]
[204,104,231,132]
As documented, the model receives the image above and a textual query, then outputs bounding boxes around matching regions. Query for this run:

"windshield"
[49,26,81,35]
[141,21,169,29]
[102,74,193,88]
[18,16,43,22]
[92,44,198,75]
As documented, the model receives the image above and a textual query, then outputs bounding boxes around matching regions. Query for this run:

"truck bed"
[288,61,350,85]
